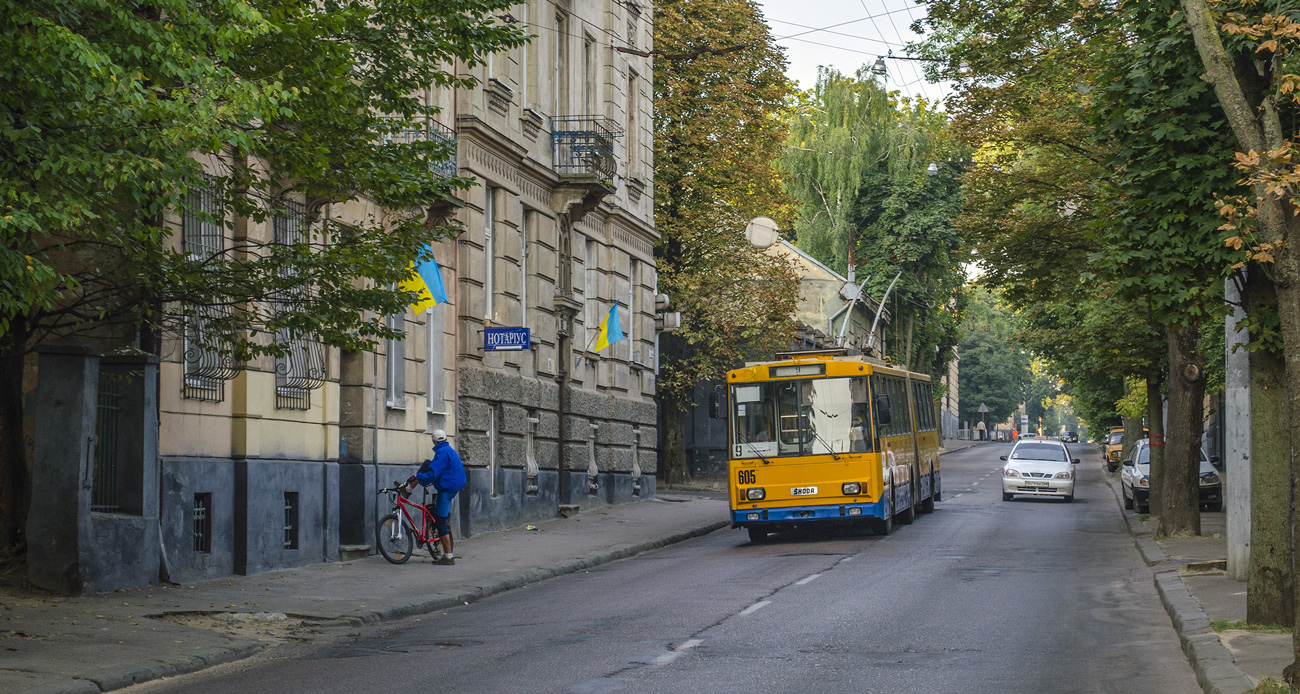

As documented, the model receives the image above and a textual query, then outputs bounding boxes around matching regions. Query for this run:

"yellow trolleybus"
[723,350,942,542]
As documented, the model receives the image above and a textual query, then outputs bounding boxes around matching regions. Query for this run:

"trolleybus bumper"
[732,500,888,527]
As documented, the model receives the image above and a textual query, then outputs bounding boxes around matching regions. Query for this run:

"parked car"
[1001,439,1079,502]
[1061,431,1079,443]
[1120,439,1222,513]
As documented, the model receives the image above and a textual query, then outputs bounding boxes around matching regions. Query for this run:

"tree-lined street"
[128,445,1196,694]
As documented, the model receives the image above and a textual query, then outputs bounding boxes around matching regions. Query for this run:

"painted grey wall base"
[160,457,339,580]
[161,458,236,584]
[233,459,339,575]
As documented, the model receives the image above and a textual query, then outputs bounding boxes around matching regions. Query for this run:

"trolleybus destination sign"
[484,327,531,351]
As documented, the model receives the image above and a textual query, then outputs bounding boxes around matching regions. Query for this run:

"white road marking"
[652,639,703,665]
[794,573,822,586]
[739,601,772,616]
[952,493,963,499]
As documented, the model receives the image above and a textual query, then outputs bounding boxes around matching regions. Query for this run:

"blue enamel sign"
[484,327,531,351]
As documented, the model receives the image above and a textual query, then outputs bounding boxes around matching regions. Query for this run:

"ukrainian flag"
[400,254,449,312]
[592,304,625,352]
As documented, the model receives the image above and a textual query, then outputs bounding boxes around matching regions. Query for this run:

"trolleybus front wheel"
[747,526,770,543]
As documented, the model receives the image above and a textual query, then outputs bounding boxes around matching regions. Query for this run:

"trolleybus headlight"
[747,512,761,521]
[746,487,766,501]
[842,482,861,495]
[848,507,863,516]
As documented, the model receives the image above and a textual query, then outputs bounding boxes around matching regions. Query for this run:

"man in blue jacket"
[415,429,466,565]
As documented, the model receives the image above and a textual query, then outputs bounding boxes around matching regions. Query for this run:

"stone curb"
[1105,473,1252,694]
[47,516,729,694]
[38,639,264,694]
[1154,571,1255,694]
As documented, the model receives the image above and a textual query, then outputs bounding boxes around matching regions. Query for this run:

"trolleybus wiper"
[738,434,773,465]
[810,431,841,461]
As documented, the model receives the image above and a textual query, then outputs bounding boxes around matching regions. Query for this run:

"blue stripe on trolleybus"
[732,499,888,525]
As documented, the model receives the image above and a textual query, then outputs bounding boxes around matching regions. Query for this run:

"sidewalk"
[1105,475,1289,693]
[0,494,729,694]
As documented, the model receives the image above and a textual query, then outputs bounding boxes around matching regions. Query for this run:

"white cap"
[432,429,448,442]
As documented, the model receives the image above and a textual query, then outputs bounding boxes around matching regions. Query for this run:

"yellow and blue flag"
[592,304,625,352]
[400,254,449,312]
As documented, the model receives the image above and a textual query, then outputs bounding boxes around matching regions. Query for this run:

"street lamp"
[871,57,888,76]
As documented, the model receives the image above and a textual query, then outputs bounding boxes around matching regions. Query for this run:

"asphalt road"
[132,443,1198,694]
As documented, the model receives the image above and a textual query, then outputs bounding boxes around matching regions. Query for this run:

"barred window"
[273,199,324,410]
[182,183,230,401]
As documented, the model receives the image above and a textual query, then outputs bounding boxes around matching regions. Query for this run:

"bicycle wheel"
[376,513,414,564]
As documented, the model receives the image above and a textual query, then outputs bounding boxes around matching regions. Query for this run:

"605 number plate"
[790,486,818,496]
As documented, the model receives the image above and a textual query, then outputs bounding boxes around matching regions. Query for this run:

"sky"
[753,0,950,104]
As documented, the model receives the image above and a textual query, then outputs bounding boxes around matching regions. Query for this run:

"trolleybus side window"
[850,377,873,452]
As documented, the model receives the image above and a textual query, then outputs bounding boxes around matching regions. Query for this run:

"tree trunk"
[1146,372,1165,519]
[1246,269,1294,626]
[1162,325,1205,538]
[1175,0,1300,674]
[0,321,30,559]
[656,334,692,485]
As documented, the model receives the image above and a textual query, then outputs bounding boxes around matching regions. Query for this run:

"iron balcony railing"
[552,116,623,181]
[380,117,458,179]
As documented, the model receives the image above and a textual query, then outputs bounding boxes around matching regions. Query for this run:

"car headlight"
[842,482,861,495]
[1003,468,1021,478]
[1109,451,1119,459]
[1138,476,1149,488]
[747,487,766,501]
[1200,474,1220,486]
[1054,471,1072,479]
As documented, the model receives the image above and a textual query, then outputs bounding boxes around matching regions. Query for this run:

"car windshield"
[1108,431,1123,445]
[1010,443,1068,462]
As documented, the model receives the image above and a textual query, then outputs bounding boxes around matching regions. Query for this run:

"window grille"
[92,374,122,512]
[283,492,299,550]
[193,493,212,553]
[182,182,237,401]
[273,199,326,409]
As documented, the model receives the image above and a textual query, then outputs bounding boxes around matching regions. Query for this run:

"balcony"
[552,116,623,183]
[380,117,458,179]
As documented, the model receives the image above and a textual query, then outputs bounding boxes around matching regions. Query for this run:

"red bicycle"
[376,479,452,564]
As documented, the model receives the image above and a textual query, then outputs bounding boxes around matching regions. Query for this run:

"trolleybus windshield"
[731,377,873,459]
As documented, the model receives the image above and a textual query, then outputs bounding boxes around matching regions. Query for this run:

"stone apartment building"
[26,0,658,593]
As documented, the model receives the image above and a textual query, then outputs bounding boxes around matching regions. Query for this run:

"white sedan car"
[1121,439,1223,513]
[1001,439,1079,502]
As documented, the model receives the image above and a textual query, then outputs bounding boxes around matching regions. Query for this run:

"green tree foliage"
[0,0,524,555]
[957,288,1030,427]
[782,68,964,380]
[918,0,1236,536]
[653,0,801,482]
